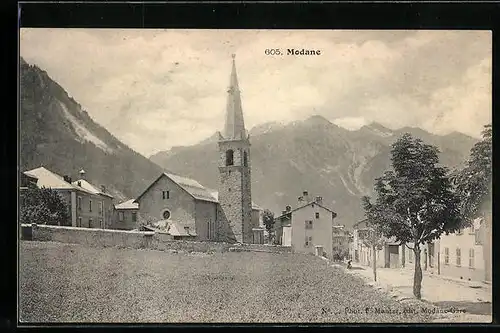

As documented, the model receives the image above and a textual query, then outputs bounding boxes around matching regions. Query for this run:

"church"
[128,55,263,244]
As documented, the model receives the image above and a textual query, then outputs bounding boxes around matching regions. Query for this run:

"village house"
[351,219,406,269]
[273,191,338,258]
[350,216,490,283]
[127,55,264,244]
[112,198,139,230]
[23,167,114,228]
[436,217,487,282]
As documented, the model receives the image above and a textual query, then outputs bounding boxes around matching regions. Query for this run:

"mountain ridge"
[150,114,478,229]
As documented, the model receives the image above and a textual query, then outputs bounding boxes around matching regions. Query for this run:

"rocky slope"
[20,57,163,202]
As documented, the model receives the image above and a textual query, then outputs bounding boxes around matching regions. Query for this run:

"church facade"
[130,55,262,244]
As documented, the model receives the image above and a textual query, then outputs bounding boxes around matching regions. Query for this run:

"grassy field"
[19,241,433,323]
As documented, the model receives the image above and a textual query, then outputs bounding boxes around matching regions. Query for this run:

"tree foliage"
[262,209,275,233]
[452,124,492,221]
[20,186,70,226]
[363,134,462,245]
[362,133,462,298]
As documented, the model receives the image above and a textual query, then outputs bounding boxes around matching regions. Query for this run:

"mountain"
[150,117,478,229]
[20,57,163,202]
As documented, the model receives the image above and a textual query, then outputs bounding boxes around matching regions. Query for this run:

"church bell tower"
[217,54,253,244]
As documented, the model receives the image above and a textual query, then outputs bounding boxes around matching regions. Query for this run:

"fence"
[20,224,292,254]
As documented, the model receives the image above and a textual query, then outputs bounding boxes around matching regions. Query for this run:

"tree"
[452,124,492,221]
[261,209,275,245]
[452,124,492,281]
[362,133,462,299]
[356,211,386,282]
[20,186,70,226]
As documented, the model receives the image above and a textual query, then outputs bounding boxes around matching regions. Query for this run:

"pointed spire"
[223,54,247,141]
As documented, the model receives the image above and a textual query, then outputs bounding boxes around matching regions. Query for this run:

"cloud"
[20,29,491,156]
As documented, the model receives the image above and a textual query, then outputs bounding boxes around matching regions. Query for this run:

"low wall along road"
[20,224,292,254]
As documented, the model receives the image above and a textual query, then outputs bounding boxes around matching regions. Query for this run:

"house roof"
[115,199,139,210]
[274,200,337,220]
[135,172,262,210]
[147,219,197,237]
[72,179,114,199]
[24,167,94,195]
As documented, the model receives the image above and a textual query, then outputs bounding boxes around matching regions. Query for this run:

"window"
[77,196,82,210]
[315,212,320,219]
[89,200,92,212]
[305,220,313,229]
[132,212,137,222]
[162,190,170,200]
[228,188,231,192]
[99,219,103,228]
[226,149,234,166]
[89,218,93,228]
[469,249,475,268]
[78,217,82,227]
[163,210,171,220]
[118,211,124,221]
[243,151,248,167]
[444,247,449,265]
[305,236,313,247]
[184,227,190,234]
[456,248,461,267]
[99,202,103,216]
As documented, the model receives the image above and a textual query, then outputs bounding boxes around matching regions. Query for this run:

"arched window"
[163,210,171,220]
[243,151,248,167]
[226,149,234,166]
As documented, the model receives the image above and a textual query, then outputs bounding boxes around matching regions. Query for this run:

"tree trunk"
[413,245,422,299]
[372,244,377,282]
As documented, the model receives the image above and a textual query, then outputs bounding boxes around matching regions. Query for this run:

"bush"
[20,186,70,226]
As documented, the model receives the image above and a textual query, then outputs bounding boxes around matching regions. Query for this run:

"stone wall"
[20,224,292,254]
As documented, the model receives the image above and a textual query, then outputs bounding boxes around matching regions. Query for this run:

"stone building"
[216,54,254,243]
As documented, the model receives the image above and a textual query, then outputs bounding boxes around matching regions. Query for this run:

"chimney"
[77,181,82,187]
[79,169,86,180]
[315,196,323,204]
[286,205,291,212]
[100,185,106,193]
[63,175,72,183]
[302,190,309,203]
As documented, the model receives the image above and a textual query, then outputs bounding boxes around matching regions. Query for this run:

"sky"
[20,29,492,157]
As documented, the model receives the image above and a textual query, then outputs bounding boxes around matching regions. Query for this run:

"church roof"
[221,54,248,141]
[134,172,262,210]
[166,173,218,203]
[134,172,219,204]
